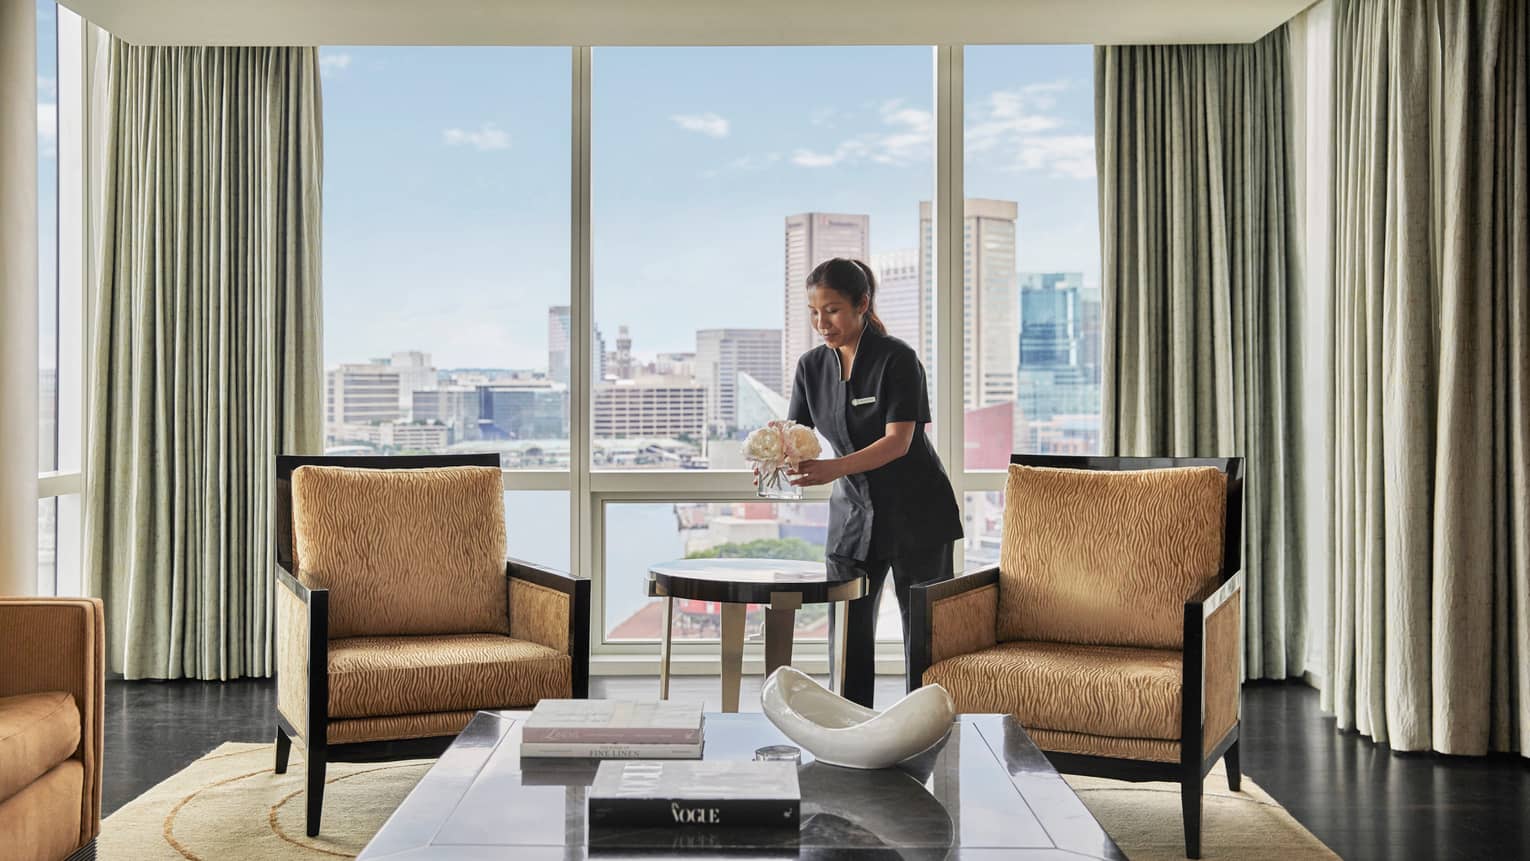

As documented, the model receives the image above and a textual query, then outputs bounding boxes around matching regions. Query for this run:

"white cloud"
[37,76,56,100]
[671,112,730,139]
[788,100,932,168]
[965,80,1095,179]
[319,52,352,76]
[442,123,511,152]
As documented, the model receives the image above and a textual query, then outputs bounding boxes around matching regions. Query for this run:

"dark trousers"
[829,542,955,708]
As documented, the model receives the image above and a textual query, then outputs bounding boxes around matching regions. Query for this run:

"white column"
[0,0,39,595]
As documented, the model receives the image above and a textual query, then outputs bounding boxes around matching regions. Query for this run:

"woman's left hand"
[789,458,843,487]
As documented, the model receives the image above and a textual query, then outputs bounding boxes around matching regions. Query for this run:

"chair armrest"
[0,597,105,847]
[1182,569,1244,764]
[908,565,1001,690]
[275,564,328,748]
[507,558,590,698]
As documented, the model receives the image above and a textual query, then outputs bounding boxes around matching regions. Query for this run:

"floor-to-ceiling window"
[320,46,573,569]
[590,47,933,651]
[35,0,82,596]
[315,44,1099,672]
[960,45,1101,565]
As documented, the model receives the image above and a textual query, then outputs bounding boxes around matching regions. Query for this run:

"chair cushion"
[923,640,1183,741]
[0,692,81,804]
[997,464,1227,649]
[292,465,509,639]
[0,760,83,861]
[327,634,570,719]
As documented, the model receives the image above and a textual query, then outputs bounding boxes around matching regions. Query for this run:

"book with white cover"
[524,699,704,745]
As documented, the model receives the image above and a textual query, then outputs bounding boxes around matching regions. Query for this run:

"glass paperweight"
[754,744,802,764]
[756,464,802,500]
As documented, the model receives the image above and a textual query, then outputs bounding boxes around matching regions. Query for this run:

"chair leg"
[274,725,292,774]
[1224,739,1241,792]
[306,743,328,837]
[1182,769,1203,859]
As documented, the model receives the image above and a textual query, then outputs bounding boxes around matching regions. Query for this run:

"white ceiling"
[60,0,1314,46]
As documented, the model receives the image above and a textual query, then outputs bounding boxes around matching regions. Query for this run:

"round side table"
[647,558,867,713]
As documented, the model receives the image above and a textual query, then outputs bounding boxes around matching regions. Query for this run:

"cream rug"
[101,743,1338,860]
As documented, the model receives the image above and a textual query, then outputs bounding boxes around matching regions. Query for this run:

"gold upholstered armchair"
[0,597,104,861]
[272,454,590,837]
[909,455,1244,859]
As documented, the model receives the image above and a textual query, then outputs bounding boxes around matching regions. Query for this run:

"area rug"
[100,743,1338,860]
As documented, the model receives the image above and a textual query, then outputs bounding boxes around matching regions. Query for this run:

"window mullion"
[935,44,966,571]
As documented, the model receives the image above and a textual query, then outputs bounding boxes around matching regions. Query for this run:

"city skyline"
[320,45,1098,370]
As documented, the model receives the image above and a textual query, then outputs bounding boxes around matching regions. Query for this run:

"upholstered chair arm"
[0,597,105,849]
[507,559,590,698]
[908,565,1001,690]
[1183,569,1244,762]
[275,564,328,748]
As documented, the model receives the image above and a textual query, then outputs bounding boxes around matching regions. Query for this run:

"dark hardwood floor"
[103,676,1528,860]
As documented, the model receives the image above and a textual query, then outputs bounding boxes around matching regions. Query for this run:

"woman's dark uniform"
[786,325,962,706]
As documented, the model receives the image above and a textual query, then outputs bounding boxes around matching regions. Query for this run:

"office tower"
[695,328,783,433]
[593,324,608,382]
[1018,273,1083,368]
[653,351,696,379]
[477,382,568,440]
[548,305,572,385]
[326,362,403,430]
[386,351,436,413]
[611,325,635,380]
[412,385,482,441]
[1077,286,1102,384]
[783,212,870,395]
[1016,272,1098,453]
[919,199,1018,412]
[554,306,609,383]
[872,248,924,363]
[593,381,706,440]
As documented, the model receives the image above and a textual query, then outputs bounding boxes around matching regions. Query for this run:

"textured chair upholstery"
[290,465,511,639]
[273,455,589,837]
[0,598,105,861]
[910,456,1244,859]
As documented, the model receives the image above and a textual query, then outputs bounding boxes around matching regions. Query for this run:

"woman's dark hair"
[806,257,887,335]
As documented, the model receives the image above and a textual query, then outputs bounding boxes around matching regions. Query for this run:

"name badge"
[851,396,877,406]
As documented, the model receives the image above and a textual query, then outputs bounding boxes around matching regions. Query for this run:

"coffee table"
[358,710,1125,859]
[648,558,868,713]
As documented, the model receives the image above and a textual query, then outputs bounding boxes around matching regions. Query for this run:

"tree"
[687,537,823,562]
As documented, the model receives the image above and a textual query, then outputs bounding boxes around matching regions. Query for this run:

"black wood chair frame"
[909,454,1245,859]
[270,453,590,837]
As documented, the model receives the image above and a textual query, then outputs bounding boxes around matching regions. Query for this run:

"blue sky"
[316,45,1099,369]
[36,0,57,371]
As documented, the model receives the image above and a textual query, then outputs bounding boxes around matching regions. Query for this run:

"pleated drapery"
[1326,0,1528,757]
[84,43,324,680]
[1095,30,1307,679]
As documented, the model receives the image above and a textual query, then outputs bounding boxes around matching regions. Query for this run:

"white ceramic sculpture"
[760,666,956,770]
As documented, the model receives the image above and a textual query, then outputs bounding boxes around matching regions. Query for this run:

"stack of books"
[521,699,704,759]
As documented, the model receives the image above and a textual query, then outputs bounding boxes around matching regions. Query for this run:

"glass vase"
[756,463,802,500]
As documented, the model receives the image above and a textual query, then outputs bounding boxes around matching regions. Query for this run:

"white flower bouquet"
[743,420,822,500]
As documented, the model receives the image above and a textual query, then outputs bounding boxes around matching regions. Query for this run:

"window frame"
[52,42,1098,674]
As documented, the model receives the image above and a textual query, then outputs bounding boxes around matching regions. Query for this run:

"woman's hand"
[789,458,844,487]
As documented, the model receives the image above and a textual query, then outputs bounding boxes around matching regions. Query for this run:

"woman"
[784,257,963,708]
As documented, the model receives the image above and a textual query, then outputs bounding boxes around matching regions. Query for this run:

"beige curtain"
[1096,28,1307,679]
[1326,0,1528,756]
[84,42,324,679]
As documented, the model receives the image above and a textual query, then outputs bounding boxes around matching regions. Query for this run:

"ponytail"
[806,257,887,335]
[849,259,888,335]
